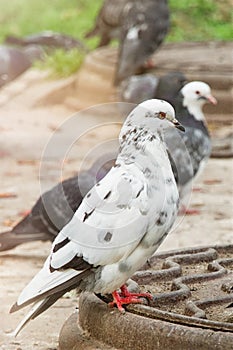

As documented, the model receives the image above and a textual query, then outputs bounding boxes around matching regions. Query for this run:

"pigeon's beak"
[172,118,185,132]
[206,94,217,105]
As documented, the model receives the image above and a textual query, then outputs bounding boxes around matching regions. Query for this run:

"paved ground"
[0,58,232,349]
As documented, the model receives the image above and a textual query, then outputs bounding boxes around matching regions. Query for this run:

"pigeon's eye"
[195,90,200,95]
[159,111,166,119]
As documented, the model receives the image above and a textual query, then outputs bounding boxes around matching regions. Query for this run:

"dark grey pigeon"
[85,0,170,84]
[0,159,115,251]
[116,0,169,83]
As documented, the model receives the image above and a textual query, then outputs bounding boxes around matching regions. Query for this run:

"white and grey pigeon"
[165,81,217,213]
[85,0,170,84]
[10,99,184,335]
[120,78,217,213]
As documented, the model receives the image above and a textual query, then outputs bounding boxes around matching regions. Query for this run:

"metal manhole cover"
[129,244,233,332]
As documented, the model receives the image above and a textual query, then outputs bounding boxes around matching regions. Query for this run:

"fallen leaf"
[193,187,206,193]
[4,171,20,177]
[2,219,16,227]
[0,192,17,199]
[204,179,222,185]
[17,159,38,165]
[48,124,60,131]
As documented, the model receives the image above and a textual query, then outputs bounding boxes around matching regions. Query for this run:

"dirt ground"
[0,68,232,350]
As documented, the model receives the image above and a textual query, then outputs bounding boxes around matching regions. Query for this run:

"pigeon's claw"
[109,285,153,312]
[120,284,153,300]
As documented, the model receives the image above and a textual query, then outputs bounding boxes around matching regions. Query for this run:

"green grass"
[0,0,231,76]
[35,49,85,77]
[168,0,232,42]
[0,0,102,47]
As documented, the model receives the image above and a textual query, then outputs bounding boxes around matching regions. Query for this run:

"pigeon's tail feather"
[0,230,49,251]
[10,267,91,335]
[11,299,47,337]
[11,265,91,312]
[11,288,67,337]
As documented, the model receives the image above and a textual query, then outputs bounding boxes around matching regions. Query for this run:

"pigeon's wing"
[165,126,211,187]
[11,165,149,313]
[116,0,170,82]
[183,128,211,178]
[37,158,115,235]
[50,165,149,270]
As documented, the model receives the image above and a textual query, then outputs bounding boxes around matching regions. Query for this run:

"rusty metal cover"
[131,244,233,332]
[60,245,233,350]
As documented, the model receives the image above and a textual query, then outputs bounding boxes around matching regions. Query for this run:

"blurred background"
[0,1,232,349]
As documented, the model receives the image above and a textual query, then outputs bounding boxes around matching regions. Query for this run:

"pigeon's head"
[181,81,217,107]
[123,99,185,134]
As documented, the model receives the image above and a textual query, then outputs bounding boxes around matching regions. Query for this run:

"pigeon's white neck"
[183,96,205,122]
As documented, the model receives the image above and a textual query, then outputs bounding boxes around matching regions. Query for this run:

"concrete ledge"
[59,292,233,350]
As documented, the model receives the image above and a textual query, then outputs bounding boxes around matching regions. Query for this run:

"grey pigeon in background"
[0,159,114,251]
[10,99,184,335]
[165,81,217,212]
[121,78,217,212]
[86,0,170,84]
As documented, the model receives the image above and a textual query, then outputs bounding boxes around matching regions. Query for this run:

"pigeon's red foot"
[109,284,153,313]
[143,58,156,69]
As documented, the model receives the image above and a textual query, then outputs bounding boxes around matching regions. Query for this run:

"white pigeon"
[10,99,185,336]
